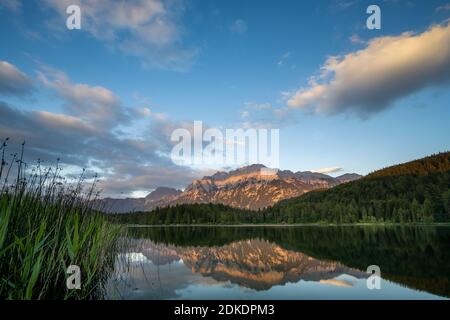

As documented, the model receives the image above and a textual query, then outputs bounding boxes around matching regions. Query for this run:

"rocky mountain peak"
[174,165,361,210]
[98,164,362,212]
[207,164,268,181]
[145,187,182,201]
[336,173,363,183]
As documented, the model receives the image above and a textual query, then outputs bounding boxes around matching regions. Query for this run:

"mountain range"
[96,164,361,213]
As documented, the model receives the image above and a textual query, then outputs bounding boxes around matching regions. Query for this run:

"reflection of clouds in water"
[105,237,448,300]
[107,252,218,300]
[239,286,258,294]
[118,252,150,264]
[319,278,354,288]
[107,238,368,299]
[105,227,450,300]
[222,281,235,289]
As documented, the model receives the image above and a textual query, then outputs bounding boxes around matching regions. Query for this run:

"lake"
[105,225,450,300]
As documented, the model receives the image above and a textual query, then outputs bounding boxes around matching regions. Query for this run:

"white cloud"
[37,65,129,129]
[0,60,34,96]
[240,110,250,118]
[436,4,450,12]
[287,23,450,117]
[332,0,357,10]
[244,102,272,110]
[42,0,197,70]
[239,101,297,128]
[0,62,209,197]
[277,52,291,65]
[311,166,342,174]
[0,0,21,12]
[230,19,247,34]
[0,98,204,197]
[34,110,98,134]
[349,34,365,44]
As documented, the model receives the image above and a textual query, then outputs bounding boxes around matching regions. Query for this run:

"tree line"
[109,152,450,224]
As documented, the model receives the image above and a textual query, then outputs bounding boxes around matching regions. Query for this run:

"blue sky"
[0,0,449,197]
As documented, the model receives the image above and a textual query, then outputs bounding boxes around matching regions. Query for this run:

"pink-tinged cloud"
[287,23,450,117]
[0,60,33,96]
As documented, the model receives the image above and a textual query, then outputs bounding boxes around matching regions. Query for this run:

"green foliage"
[366,151,450,178]
[0,140,121,299]
[129,225,450,298]
[271,152,450,224]
[113,152,450,225]
[270,170,450,223]
[110,203,255,225]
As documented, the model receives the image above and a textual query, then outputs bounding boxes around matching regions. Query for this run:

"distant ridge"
[111,151,450,224]
[366,152,450,178]
[98,164,361,212]
[94,187,181,214]
[270,152,450,223]
[335,173,362,183]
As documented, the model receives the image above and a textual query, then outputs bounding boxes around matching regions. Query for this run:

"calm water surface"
[106,226,450,300]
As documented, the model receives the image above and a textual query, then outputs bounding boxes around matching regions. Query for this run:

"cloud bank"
[0,61,204,197]
[287,23,450,117]
[0,60,34,96]
[37,65,130,130]
[42,0,197,70]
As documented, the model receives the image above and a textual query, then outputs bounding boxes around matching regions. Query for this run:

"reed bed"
[0,139,122,299]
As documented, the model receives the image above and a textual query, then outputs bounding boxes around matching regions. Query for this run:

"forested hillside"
[268,152,450,223]
[109,203,253,225]
[367,152,450,178]
[111,152,450,224]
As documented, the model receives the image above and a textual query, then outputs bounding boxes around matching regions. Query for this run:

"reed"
[0,139,121,299]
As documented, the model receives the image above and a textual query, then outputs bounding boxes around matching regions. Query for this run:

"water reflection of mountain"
[132,239,367,291]
[128,226,450,298]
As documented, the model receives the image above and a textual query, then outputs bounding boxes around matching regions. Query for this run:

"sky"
[0,0,449,198]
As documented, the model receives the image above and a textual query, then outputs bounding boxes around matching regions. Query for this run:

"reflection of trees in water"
[131,238,367,291]
[127,226,450,297]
